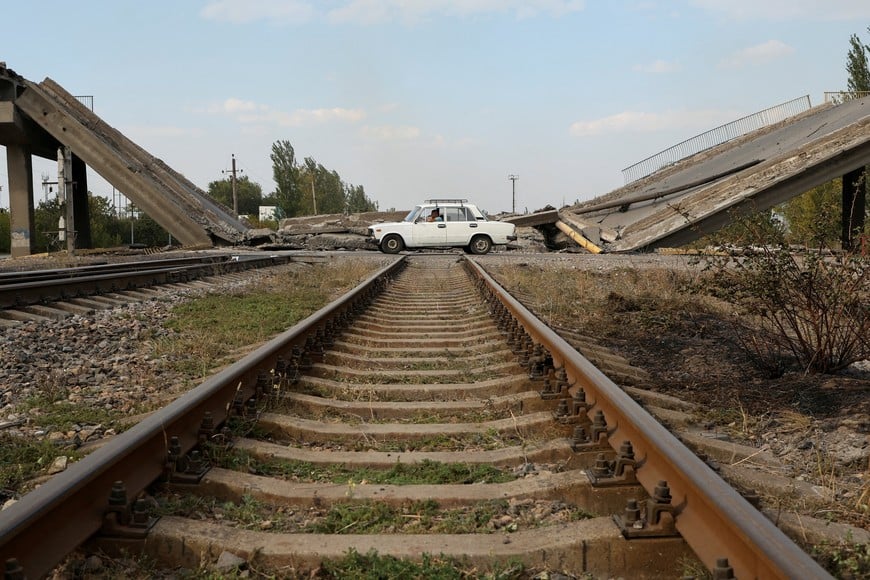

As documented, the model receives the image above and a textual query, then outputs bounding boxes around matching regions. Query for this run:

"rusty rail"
[0,255,291,309]
[464,258,831,580]
[0,256,405,579]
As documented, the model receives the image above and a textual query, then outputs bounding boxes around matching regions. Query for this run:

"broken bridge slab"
[1,63,248,248]
[566,96,870,252]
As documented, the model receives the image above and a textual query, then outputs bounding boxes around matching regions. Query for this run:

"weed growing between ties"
[59,547,529,579]
[270,397,517,424]
[810,535,870,579]
[156,493,590,535]
[151,261,380,379]
[0,434,82,501]
[209,447,515,484]
[322,549,526,580]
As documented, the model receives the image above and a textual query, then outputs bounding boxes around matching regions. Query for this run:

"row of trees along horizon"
[0,28,868,253]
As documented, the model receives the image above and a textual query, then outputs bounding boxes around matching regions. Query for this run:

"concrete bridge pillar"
[842,167,867,251]
[6,143,35,257]
[71,153,91,248]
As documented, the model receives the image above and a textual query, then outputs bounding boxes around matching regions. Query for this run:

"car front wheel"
[469,235,492,255]
[380,234,405,254]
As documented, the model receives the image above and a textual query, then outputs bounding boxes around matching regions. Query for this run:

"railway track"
[0,253,318,324]
[0,255,831,578]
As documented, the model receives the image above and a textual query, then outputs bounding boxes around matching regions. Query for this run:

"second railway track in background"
[0,254,323,325]
[0,255,832,578]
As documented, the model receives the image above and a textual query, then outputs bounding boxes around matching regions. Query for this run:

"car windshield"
[403,207,423,222]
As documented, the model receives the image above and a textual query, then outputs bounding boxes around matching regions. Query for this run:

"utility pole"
[222,154,243,216]
[508,174,519,214]
[310,174,317,215]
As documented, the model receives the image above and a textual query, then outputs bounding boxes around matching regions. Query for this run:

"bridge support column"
[71,153,91,248]
[6,143,35,257]
[842,167,867,251]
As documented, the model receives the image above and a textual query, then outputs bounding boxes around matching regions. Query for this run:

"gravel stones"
[0,273,259,448]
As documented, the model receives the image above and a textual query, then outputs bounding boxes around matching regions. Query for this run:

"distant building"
[259,206,277,221]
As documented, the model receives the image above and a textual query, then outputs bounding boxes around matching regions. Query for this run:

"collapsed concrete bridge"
[0,63,249,257]
[508,95,870,252]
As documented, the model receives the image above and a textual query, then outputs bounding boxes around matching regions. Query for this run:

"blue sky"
[1,0,869,215]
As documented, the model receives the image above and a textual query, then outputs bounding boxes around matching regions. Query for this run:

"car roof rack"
[424,199,467,205]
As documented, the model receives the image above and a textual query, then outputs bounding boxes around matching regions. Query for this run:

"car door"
[410,206,447,246]
[442,206,478,244]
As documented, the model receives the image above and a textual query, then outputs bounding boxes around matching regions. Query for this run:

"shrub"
[709,246,869,374]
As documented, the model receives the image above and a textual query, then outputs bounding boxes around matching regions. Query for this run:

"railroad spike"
[245,396,258,417]
[542,368,569,401]
[614,481,679,538]
[572,387,592,415]
[4,558,25,580]
[168,448,210,485]
[553,398,569,419]
[198,412,216,443]
[255,371,272,397]
[556,367,570,392]
[588,440,638,486]
[712,558,735,579]
[539,374,556,398]
[101,483,158,539]
[166,436,185,477]
[556,383,590,425]
[571,409,610,453]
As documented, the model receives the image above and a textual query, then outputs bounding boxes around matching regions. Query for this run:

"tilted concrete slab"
[1,64,248,246]
[562,97,870,252]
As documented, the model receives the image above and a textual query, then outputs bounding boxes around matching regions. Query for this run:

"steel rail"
[0,255,290,309]
[465,258,832,580]
[0,256,232,285]
[0,256,405,579]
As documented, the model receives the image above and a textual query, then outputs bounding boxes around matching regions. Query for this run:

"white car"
[368,199,516,255]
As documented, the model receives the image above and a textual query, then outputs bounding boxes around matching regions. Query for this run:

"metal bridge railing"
[74,95,93,111]
[824,90,870,104]
[622,95,812,184]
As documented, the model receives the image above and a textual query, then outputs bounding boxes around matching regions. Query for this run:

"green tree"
[271,140,302,217]
[778,29,870,248]
[270,139,379,217]
[345,184,378,213]
[844,27,870,248]
[780,180,842,246]
[88,193,125,248]
[298,157,346,215]
[207,176,263,216]
[846,29,870,94]
[130,214,172,247]
[33,197,64,252]
[692,207,785,248]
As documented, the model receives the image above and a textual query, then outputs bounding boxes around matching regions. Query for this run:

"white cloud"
[633,59,681,73]
[198,98,264,115]
[328,1,585,24]
[241,107,366,127]
[200,0,315,24]
[690,0,870,20]
[124,125,203,138]
[719,40,794,69]
[361,125,421,140]
[203,0,585,26]
[569,109,739,137]
[200,98,365,127]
